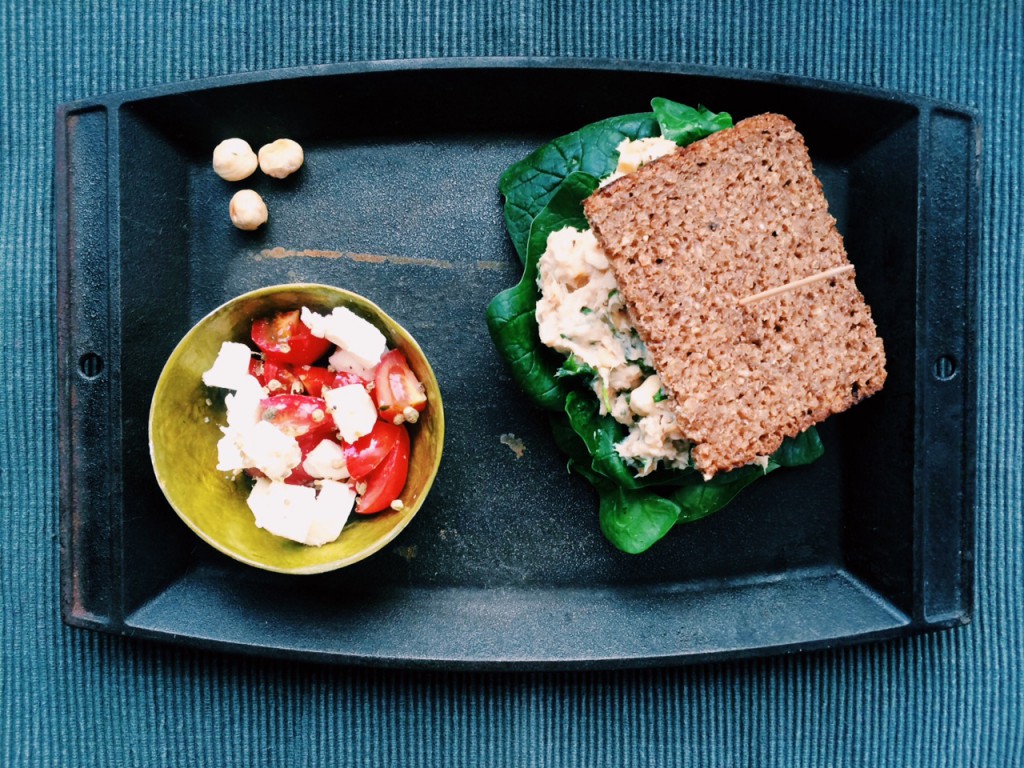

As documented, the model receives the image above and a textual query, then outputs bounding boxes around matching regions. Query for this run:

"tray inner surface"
[59,65,973,666]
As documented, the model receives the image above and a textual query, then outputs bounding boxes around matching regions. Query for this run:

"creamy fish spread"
[535,136,688,477]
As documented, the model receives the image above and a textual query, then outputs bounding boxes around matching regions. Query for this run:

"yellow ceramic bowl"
[149,284,444,574]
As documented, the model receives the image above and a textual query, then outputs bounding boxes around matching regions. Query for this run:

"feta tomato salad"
[201,306,427,546]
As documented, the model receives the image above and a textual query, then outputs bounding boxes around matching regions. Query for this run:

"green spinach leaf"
[651,98,733,145]
[554,405,824,553]
[499,113,660,263]
[669,464,770,524]
[771,428,825,467]
[486,172,599,410]
[598,486,681,555]
[665,429,824,524]
[489,98,826,554]
[563,389,698,490]
[549,412,603,483]
[553,412,682,554]
[555,354,597,381]
[563,390,638,489]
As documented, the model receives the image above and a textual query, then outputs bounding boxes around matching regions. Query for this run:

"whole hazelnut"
[229,190,268,231]
[212,138,258,181]
[258,139,304,179]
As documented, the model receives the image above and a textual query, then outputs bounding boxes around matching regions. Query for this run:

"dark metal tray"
[56,59,978,669]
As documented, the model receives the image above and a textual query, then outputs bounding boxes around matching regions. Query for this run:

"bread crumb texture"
[584,113,887,477]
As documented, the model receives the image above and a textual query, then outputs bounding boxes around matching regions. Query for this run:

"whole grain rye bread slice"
[583,113,886,478]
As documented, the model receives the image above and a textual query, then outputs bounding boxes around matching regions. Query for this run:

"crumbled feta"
[306,480,356,545]
[216,430,247,472]
[217,420,301,481]
[328,347,375,381]
[301,306,387,369]
[247,479,317,542]
[323,384,377,443]
[216,375,280,474]
[224,375,265,429]
[246,477,355,546]
[202,341,254,390]
[389,499,405,511]
[302,439,349,480]
[240,421,303,481]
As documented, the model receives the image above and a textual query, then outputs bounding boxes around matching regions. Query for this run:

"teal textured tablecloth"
[5,1,1022,765]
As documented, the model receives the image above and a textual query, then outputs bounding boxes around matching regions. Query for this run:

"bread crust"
[583,113,887,477]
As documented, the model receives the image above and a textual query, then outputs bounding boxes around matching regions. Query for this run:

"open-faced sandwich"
[487,99,886,554]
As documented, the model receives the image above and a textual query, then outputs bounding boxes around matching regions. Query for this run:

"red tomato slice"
[295,365,335,398]
[343,419,403,480]
[374,350,427,422]
[258,360,302,394]
[251,310,332,366]
[355,425,410,515]
[294,368,369,398]
[259,394,335,438]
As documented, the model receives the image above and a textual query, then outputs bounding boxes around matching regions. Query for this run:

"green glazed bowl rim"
[148,283,445,574]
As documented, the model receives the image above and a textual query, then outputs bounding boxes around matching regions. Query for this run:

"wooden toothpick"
[738,264,855,307]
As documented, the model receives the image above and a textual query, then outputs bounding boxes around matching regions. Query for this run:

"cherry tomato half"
[293,368,369,398]
[355,425,410,515]
[251,359,302,394]
[294,365,335,398]
[343,419,403,480]
[374,350,427,422]
[251,310,332,366]
[259,394,335,438]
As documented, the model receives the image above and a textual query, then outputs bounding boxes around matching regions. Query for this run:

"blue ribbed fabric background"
[3,1,1021,765]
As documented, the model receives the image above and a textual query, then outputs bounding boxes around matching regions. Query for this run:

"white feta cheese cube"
[302,439,349,480]
[245,477,355,546]
[246,478,319,543]
[300,306,330,337]
[305,479,356,545]
[224,374,266,429]
[301,306,387,369]
[215,428,247,473]
[323,384,377,443]
[202,341,254,390]
[328,347,375,381]
[236,421,302,481]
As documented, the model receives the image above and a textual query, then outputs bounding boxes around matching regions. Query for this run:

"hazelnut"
[258,139,304,179]
[229,190,268,231]
[212,138,258,181]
